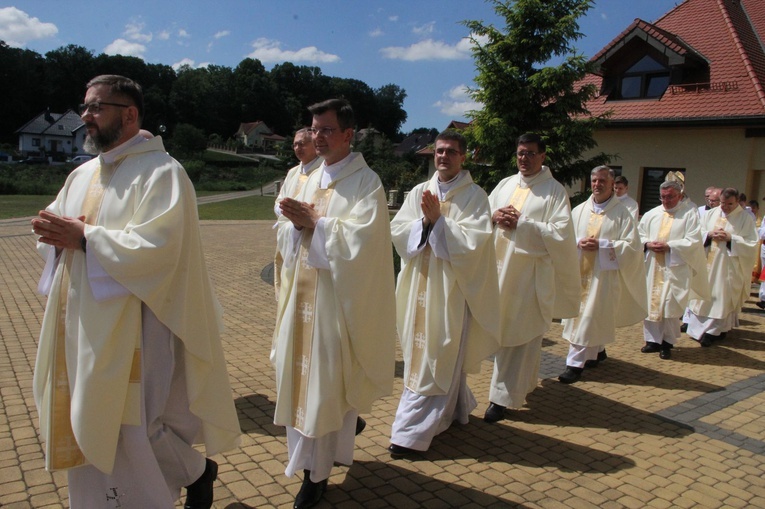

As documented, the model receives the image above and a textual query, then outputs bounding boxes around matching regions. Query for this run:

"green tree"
[166,123,207,159]
[463,0,610,189]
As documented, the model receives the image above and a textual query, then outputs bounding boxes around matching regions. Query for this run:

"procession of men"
[29,77,761,508]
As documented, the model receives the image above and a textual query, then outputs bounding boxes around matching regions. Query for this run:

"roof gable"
[584,0,765,124]
[16,109,83,135]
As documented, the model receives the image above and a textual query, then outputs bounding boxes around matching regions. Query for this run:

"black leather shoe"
[558,366,583,384]
[700,334,713,347]
[388,443,417,458]
[584,359,599,368]
[355,416,366,436]
[757,301,765,310]
[294,470,327,509]
[483,402,506,423]
[184,458,218,509]
[659,348,672,359]
[641,342,662,353]
[680,323,688,332]
[597,349,608,362]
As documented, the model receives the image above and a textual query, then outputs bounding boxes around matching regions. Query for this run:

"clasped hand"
[279,197,319,230]
[31,211,85,250]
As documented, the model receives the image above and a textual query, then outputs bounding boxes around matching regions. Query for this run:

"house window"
[32,138,41,147]
[617,56,670,99]
[640,167,685,212]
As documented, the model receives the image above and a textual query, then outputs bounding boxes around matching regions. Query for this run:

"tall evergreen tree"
[464,0,610,189]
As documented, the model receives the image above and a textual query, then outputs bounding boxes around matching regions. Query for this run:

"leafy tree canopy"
[463,0,611,189]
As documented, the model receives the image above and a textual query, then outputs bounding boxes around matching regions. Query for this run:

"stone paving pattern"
[2,217,765,508]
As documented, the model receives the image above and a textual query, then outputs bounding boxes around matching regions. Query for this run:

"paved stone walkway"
[1,218,765,508]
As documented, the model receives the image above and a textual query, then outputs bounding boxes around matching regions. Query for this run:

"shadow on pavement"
[234,393,284,437]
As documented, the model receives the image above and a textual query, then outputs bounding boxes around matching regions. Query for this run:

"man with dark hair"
[483,133,579,423]
[272,98,397,508]
[31,75,241,508]
[559,166,647,384]
[387,130,499,454]
[687,187,758,346]
[614,175,639,220]
[639,181,708,359]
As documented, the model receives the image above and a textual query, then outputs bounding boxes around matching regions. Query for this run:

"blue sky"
[1,1,676,133]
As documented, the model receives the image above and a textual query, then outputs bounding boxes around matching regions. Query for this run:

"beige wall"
[581,127,765,208]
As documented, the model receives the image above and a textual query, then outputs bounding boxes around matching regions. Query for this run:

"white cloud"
[157,30,171,41]
[381,39,466,61]
[172,58,211,71]
[124,20,152,43]
[178,29,190,38]
[369,28,384,38]
[246,38,340,64]
[214,30,230,39]
[412,21,435,37]
[381,33,488,61]
[0,7,57,47]
[172,58,195,70]
[433,85,481,117]
[389,15,399,22]
[103,39,147,59]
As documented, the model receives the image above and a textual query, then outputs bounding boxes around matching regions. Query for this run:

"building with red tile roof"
[581,0,765,213]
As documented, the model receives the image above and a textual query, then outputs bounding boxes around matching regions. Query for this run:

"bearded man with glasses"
[31,75,241,508]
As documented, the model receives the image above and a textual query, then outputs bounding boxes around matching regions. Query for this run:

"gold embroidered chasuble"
[488,169,580,347]
[689,205,758,319]
[271,153,397,438]
[391,172,499,396]
[639,202,709,323]
[34,136,241,474]
[561,196,647,347]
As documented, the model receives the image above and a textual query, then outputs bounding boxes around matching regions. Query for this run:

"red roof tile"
[583,0,765,123]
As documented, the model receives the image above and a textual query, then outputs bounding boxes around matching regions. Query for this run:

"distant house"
[394,131,436,157]
[15,109,87,160]
[354,127,385,149]
[235,121,285,152]
[579,0,765,213]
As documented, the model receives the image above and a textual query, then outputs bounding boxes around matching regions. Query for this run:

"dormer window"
[617,55,670,99]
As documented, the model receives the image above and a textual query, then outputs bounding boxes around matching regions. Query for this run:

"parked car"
[68,155,93,164]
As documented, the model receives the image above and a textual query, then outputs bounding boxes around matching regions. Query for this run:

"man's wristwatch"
[80,236,87,253]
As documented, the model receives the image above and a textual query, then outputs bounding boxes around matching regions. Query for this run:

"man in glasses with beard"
[31,75,241,508]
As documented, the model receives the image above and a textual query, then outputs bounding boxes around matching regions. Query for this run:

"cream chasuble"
[639,202,709,323]
[272,152,397,438]
[562,196,647,347]
[34,136,241,474]
[689,205,758,319]
[391,171,499,397]
[489,169,580,347]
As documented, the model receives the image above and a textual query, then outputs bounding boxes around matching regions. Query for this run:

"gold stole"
[290,186,334,433]
[579,210,606,307]
[706,215,728,270]
[406,199,451,392]
[49,159,140,469]
[647,212,674,321]
[275,172,312,298]
[495,185,531,273]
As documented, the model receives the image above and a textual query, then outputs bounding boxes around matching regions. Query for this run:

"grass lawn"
[0,193,276,220]
[197,195,276,220]
[0,195,55,219]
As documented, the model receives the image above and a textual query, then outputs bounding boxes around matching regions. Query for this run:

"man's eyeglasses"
[308,127,339,137]
[516,151,539,159]
[435,148,463,157]
[78,102,131,116]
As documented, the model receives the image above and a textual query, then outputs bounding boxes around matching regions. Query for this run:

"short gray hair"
[591,165,615,179]
[660,181,683,193]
